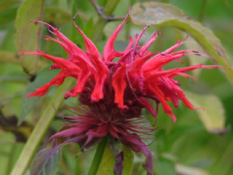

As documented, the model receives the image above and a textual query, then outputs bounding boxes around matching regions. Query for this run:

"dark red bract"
[23,14,219,175]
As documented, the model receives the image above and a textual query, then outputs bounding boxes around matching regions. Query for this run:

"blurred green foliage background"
[0,0,233,175]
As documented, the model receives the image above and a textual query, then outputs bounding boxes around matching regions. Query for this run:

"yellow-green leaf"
[130,2,233,86]
[122,145,134,175]
[96,145,115,175]
[15,0,45,75]
[186,92,225,133]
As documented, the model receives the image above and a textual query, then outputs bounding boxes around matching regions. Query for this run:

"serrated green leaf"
[186,92,225,133]
[15,0,45,75]
[130,2,233,86]
[19,67,60,123]
[122,145,134,175]
[30,147,60,175]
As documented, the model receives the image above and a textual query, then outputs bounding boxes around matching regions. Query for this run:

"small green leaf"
[19,67,60,123]
[186,92,225,133]
[130,2,233,86]
[122,145,134,175]
[15,0,45,75]
[30,147,60,175]
[96,145,115,175]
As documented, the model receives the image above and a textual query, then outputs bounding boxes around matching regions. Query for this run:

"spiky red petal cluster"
[23,14,219,175]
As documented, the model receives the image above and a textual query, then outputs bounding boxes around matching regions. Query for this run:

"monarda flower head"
[23,13,219,175]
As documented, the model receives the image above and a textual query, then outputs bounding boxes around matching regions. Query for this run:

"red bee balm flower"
[23,14,219,175]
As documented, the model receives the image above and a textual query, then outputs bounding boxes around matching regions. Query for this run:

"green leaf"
[122,145,134,175]
[186,92,225,133]
[30,147,60,175]
[15,0,45,75]
[19,67,60,123]
[10,78,74,175]
[130,2,233,86]
[96,145,115,175]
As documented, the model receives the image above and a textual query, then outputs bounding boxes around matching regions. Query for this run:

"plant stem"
[126,0,134,39]
[10,78,74,175]
[88,136,109,175]
[91,0,120,42]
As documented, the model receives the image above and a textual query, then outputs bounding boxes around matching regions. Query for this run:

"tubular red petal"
[167,79,195,109]
[27,70,67,98]
[32,20,56,35]
[53,29,96,71]
[89,56,109,101]
[149,84,177,122]
[139,31,159,56]
[138,97,158,119]
[103,13,129,62]
[67,72,91,97]
[44,36,71,55]
[132,53,155,72]
[112,63,127,108]
[91,72,107,101]
[73,16,102,61]
[124,36,135,53]
[131,25,150,59]
[163,40,183,54]
[23,50,81,72]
